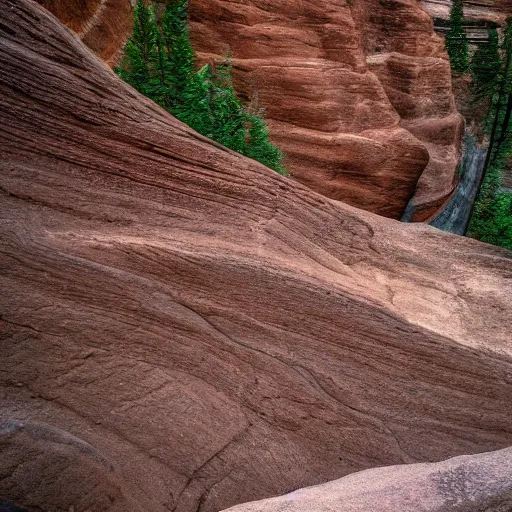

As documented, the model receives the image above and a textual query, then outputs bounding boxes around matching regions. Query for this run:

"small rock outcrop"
[222,447,512,512]
[0,2,511,511]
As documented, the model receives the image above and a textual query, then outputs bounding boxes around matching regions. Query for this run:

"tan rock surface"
[222,447,512,512]
[189,0,462,219]
[1,2,512,511]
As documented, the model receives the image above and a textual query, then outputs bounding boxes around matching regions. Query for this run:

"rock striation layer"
[222,447,512,512]
[189,0,463,220]
[420,0,512,24]
[1,2,512,511]
[35,0,132,65]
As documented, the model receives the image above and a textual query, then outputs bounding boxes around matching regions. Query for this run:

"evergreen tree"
[174,64,216,136]
[468,19,512,248]
[160,0,194,104]
[117,0,286,175]
[446,0,469,73]
[117,0,159,97]
[243,114,285,174]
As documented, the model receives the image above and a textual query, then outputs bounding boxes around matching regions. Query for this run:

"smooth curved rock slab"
[0,2,511,511]
[222,447,512,512]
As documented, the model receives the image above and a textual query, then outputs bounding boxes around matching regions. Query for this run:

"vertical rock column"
[356,0,464,221]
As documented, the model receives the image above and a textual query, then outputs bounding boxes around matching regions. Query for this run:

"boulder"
[222,447,512,512]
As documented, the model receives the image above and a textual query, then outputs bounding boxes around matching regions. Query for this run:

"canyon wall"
[35,0,133,65]
[35,0,463,221]
[420,0,512,23]
[1,2,512,511]
[189,0,463,220]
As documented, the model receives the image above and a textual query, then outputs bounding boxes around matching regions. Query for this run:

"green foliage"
[446,0,469,73]
[116,0,286,174]
[471,29,501,101]
[467,162,512,249]
[117,1,157,97]
[468,19,512,250]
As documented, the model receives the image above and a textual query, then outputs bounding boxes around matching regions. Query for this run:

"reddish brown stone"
[1,3,511,512]
[35,0,132,65]
[189,0,462,219]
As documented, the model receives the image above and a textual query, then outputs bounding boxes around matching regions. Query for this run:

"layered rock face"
[35,0,132,65]
[224,447,512,511]
[420,0,512,24]
[355,0,464,221]
[1,2,512,511]
[189,0,463,220]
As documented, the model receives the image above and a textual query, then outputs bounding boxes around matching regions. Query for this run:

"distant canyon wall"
[420,0,512,24]
[35,0,132,66]
[37,0,463,221]
[189,0,463,221]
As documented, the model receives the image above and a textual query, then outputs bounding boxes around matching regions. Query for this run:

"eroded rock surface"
[35,0,132,65]
[222,447,512,512]
[420,0,512,24]
[1,2,512,511]
[189,0,462,219]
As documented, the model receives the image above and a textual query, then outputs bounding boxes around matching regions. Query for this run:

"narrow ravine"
[429,133,487,235]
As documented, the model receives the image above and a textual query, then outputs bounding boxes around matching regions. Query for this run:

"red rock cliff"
[34,0,463,221]
[35,0,133,65]
[189,0,463,220]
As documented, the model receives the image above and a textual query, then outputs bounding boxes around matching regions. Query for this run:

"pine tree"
[446,0,469,73]
[116,0,159,97]
[160,0,194,104]
[146,5,175,108]
[117,0,286,175]
[243,113,285,174]
[468,19,512,247]
[174,64,216,136]
[471,29,502,101]
[484,19,512,169]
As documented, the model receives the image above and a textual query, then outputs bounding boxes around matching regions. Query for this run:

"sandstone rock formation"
[189,0,463,220]
[222,447,512,511]
[420,0,512,24]
[1,2,512,511]
[35,0,132,65]
[33,0,463,221]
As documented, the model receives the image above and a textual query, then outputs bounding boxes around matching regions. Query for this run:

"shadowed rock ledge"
[0,1,511,511]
